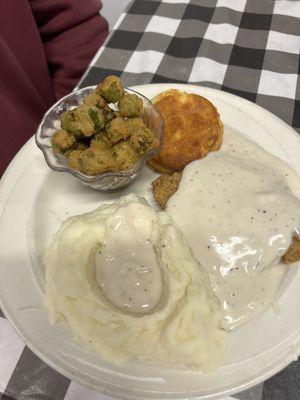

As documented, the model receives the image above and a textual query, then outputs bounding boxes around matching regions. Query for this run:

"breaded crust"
[151,172,182,209]
[282,235,300,264]
[148,89,223,173]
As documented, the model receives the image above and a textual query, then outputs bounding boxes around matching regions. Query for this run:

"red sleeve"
[29,0,108,99]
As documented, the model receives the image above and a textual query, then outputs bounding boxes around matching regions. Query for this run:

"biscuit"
[148,89,223,173]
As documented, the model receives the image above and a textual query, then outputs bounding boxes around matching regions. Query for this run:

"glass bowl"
[35,86,163,191]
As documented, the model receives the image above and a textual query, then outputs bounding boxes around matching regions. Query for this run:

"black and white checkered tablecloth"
[1,1,300,399]
[79,0,300,134]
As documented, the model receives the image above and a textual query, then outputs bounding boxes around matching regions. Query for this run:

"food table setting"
[0,0,300,400]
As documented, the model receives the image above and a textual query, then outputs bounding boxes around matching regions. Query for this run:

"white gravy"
[95,202,163,314]
[166,131,300,329]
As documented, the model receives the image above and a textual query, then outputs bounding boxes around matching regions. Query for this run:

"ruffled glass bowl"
[35,86,163,191]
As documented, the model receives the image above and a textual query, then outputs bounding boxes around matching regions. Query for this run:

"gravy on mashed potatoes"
[45,195,227,371]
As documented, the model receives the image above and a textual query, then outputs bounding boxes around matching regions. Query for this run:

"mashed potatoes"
[45,194,226,371]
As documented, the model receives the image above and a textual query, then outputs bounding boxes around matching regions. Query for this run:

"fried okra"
[113,141,139,170]
[96,76,124,103]
[83,92,108,109]
[79,134,114,174]
[129,127,154,154]
[90,132,112,150]
[127,117,146,130]
[60,108,84,137]
[126,118,155,153]
[104,109,117,124]
[105,117,130,144]
[119,93,143,118]
[60,105,105,137]
[79,147,115,175]
[51,129,76,153]
[67,150,84,170]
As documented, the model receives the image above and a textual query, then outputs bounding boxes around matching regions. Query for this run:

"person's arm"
[29,0,108,99]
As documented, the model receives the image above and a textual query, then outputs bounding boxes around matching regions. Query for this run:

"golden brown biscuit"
[151,172,182,209]
[148,89,223,173]
[282,235,300,264]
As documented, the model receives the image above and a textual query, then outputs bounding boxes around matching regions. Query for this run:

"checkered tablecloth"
[1,0,300,399]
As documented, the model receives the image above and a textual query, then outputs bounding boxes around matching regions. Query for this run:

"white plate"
[1,84,300,400]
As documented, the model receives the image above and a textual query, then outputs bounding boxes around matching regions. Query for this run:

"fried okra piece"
[87,106,105,133]
[67,149,84,170]
[96,75,124,103]
[119,93,143,118]
[83,92,108,109]
[105,117,130,144]
[78,147,115,175]
[126,117,155,153]
[60,105,105,137]
[113,141,139,170]
[151,172,182,209]
[282,235,300,263]
[51,129,76,153]
[127,117,146,129]
[104,109,117,124]
[60,108,83,137]
[90,133,112,150]
[129,127,154,154]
